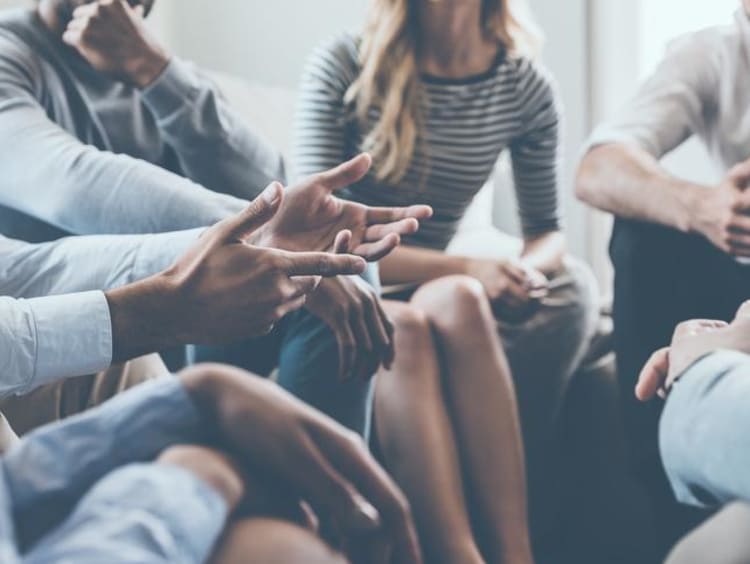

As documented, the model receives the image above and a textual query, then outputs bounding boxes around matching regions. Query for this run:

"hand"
[182,364,423,564]
[305,276,394,380]
[62,0,170,88]
[106,183,367,360]
[635,301,750,401]
[690,159,750,257]
[467,257,549,320]
[254,154,433,261]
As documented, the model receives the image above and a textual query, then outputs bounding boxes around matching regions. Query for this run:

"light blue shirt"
[0,377,229,563]
[0,229,201,397]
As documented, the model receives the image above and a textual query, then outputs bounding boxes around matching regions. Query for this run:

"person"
[0,186,371,442]
[293,0,598,560]
[0,363,422,563]
[0,0,431,435]
[635,300,750,564]
[575,0,750,557]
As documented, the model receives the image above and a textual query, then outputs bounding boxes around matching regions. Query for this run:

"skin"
[635,300,750,402]
[173,363,424,563]
[37,0,432,378]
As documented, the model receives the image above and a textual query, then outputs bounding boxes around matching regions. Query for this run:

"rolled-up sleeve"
[585,31,719,159]
[0,292,112,397]
[660,350,750,508]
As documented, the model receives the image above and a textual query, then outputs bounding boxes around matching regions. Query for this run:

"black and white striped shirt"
[293,33,562,251]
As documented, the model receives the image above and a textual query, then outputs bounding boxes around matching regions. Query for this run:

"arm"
[575,33,724,233]
[660,350,750,507]
[0,229,202,298]
[0,37,246,236]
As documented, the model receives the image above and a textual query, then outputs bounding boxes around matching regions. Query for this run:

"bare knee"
[211,518,348,564]
[412,275,490,328]
[157,445,245,510]
[386,301,433,348]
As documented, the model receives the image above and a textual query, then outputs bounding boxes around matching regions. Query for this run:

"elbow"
[574,150,601,206]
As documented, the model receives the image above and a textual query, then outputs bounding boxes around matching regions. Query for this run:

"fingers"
[367,297,395,371]
[334,230,353,254]
[288,276,322,299]
[364,218,419,241]
[280,251,367,277]
[366,205,434,225]
[317,153,373,192]
[673,319,729,340]
[352,233,401,262]
[635,348,671,401]
[218,183,283,243]
[311,425,423,564]
[334,321,357,380]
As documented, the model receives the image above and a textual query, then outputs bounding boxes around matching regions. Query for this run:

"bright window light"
[638,0,740,76]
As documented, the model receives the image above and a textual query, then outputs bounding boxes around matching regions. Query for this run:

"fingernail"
[262,183,281,205]
[353,498,380,530]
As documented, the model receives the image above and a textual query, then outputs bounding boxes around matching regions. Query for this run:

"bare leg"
[411,276,533,564]
[212,518,347,564]
[375,301,485,564]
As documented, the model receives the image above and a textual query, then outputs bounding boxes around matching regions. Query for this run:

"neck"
[417,1,495,74]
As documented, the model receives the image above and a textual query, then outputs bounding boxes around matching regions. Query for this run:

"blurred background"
[0,0,740,291]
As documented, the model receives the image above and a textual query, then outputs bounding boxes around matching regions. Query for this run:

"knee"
[158,446,245,510]
[412,275,489,327]
[388,302,432,347]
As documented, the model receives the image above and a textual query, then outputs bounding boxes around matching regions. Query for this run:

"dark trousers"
[610,217,750,561]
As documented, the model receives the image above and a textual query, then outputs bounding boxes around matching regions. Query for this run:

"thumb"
[635,347,670,401]
[728,160,750,188]
[219,183,283,243]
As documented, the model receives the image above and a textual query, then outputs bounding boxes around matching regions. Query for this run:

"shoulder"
[506,56,560,116]
[301,32,361,92]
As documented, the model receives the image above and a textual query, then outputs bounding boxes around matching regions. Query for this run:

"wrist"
[127,49,170,89]
[105,273,181,362]
[682,183,709,235]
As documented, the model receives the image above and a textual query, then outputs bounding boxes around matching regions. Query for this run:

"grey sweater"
[0,9,285,242]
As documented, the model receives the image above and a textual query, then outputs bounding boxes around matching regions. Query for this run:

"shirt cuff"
[132,228,205,282]
[27,291,112,391]
[141,57,202,119]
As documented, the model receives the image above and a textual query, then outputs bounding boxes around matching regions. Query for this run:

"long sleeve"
[0,292,112,397]
[660,350,750,508]
[0,229,201,299]
[0,377,210,549]
[0,36,246,236]
[141,57,286,196]
[509,59,563,238]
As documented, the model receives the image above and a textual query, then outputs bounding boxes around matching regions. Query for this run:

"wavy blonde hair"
[345,0,543,184]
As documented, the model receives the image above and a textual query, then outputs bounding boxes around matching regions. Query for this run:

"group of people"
[0,0,748,562]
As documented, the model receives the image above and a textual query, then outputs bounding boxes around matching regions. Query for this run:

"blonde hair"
[345,0,543,184]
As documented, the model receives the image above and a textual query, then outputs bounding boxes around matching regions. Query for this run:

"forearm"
[379,245,470,286]
[660,350,750,507]
[576,143,704,232]
[520,231,566,275]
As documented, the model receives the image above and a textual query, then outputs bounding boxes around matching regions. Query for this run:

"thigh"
[24,463,228,564]
[0,354,168,436]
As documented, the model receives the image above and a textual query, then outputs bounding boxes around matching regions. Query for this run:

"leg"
[496,256,598,558]
[610,218,749,559]
[410,276,533,563]
[25,446,238,564]
[374,300,484,564]
[211,518,348,564]
[0,353,168,436]
[666,503,750,564]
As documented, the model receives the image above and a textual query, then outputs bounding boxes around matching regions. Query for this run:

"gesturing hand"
[635,301,750,401]
[305,276,394,380]
[254,154,433,261]
[107,184,367,360]
[182,364,423,564]
[62,0,170,88]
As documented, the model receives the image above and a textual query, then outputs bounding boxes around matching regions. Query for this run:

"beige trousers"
[0,354,168,453]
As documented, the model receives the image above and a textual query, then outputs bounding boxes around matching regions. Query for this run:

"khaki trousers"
[0,354,168,453]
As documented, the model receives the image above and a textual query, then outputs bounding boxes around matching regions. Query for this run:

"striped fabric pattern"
[292,33,563,250]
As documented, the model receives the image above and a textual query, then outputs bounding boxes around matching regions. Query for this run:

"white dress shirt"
[587,9,750,176]
[0,229,201,397]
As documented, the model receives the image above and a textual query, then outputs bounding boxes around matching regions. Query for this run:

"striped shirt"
[293,33,563,251]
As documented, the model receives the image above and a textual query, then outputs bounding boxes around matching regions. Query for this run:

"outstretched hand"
[254,154,433,261]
